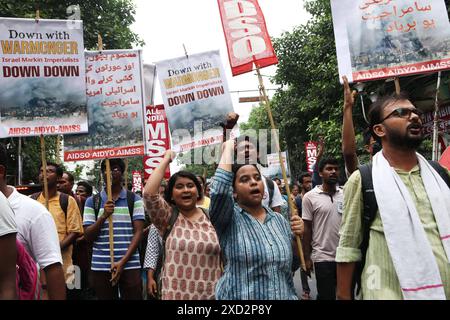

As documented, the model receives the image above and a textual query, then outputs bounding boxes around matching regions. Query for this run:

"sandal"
[301,292,311,300]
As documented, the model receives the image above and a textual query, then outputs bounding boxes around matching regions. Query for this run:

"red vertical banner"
[217,0,278,76]
[440,146,450,170]
[132,171,142,193]
[305,141,318,174]
[143,105,171,180]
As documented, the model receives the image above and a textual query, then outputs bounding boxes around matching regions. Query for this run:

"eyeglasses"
[380,107,423,123]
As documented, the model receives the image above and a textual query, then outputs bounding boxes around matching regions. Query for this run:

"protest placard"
[64,50,145,161]
[0,17,87,137]
[217,0,278,76]
[331,0,450,82]
[156,50,234,152]
[421,105,450,137]
[143,104,171,180]
[305,141,318,174]
[132,171,142,193]
[260,151,290,180]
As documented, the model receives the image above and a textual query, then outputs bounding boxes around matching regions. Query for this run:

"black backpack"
[355,160,450,295]
[30,192,69,217]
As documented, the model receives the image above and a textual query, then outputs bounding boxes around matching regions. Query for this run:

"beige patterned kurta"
[144,194,222,300]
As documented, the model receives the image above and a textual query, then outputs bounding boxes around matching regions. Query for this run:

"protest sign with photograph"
[64,50,145,161]
[331,0,450,82]
[0,18,87,137]
[156,50,234,152]
[144,104,171,180]
[260,151,290,181]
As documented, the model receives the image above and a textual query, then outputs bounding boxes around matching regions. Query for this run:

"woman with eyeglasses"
[143,151,221,300]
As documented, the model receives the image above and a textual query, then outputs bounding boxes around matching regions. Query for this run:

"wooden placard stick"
[56,135,61,164]
[394,77,401,95]
[98,34,103,51]
[256,66,306,271]
[124,158,129,189]
[105,158,115,283]
[40,135,49,209]
[432,72,442,161]
[97,34,115,282]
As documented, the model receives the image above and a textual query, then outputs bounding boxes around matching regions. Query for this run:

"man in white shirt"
[0,191,17,300]
[0,145,66,300]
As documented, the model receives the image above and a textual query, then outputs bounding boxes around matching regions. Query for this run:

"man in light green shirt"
[336,92,450,300]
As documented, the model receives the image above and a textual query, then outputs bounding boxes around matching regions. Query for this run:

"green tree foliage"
[3,136,58,185]
[242,0,347,179]
[85,161,102,192]
[84,156,144,193]
[180,163,217,180]
[242,0,442,179]
[180,146,220,179]
[0,0,143,49]
[0,0,143,185]
[124,156,144,190]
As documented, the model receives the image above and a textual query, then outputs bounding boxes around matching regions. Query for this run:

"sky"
[131,0,311,124]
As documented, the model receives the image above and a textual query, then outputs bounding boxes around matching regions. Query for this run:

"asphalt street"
[294,269,317,300]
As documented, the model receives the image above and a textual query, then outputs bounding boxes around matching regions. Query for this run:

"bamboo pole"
[98,34,103,52]
[105,159,115,283]
[18,137,22,185]
[124,158,129,190]
[432,72,442,161]
[256,67,306,271]
[97,35,115,282]
[40,135,49,209]
[56,135,61,164]
[394,77,401,95]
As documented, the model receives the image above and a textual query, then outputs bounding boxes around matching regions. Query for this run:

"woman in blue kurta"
[210,140,303,300]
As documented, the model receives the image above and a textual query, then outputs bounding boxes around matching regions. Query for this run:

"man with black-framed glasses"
[337,91,450,300]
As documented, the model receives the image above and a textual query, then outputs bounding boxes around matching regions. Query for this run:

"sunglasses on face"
[380,107,423,123]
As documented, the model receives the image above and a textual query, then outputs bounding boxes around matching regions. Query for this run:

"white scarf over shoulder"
[372,151,450,300]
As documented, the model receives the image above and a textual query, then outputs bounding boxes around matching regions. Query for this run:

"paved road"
[293,269,317,300]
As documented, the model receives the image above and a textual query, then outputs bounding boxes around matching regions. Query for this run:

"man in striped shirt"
[83,158,145,300]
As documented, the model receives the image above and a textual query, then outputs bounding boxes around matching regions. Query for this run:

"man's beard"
[325,177,338,185]
[386,124,424,150]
